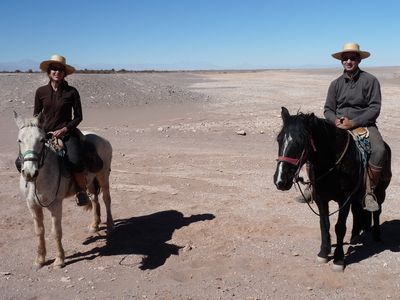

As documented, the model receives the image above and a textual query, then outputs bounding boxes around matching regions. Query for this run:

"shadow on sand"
[65,210,215,270]
[344,219,400,266]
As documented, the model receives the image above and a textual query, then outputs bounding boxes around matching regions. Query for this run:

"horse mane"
[21,117,41,129]
[280,111,334,141]
[297,112,338,140]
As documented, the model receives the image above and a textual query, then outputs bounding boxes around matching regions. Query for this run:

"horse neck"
[308,118,349,167]
[37,147,63,186]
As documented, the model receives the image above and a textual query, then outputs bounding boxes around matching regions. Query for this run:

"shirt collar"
[344,68,361,82]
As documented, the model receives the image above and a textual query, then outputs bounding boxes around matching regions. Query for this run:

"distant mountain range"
[0,59,39,72]
[0,59,338,72]
[0,59,223,72]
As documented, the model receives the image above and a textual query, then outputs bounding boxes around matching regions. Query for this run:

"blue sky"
[1,0,400,70]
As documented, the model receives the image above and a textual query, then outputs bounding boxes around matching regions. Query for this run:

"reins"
[33,147,63,208]
[312,132,351,182]
[294,131,364,216]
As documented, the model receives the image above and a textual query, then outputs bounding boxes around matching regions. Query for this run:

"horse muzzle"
[274,162,295,190]
[21,168,39,182]
[274,178,294,191]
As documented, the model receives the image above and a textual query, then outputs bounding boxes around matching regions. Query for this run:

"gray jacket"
[324,69,381,127]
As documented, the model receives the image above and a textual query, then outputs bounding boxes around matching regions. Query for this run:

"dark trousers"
[63,129,85,173]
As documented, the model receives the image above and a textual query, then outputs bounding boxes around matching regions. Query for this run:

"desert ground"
[1,68,400,299]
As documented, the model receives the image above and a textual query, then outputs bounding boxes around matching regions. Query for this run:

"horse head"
[273,107,316,190]
[14,111,46,182]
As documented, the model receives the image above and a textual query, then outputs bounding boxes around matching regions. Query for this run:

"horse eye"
[17,139,21,143]
[40,138,45,143]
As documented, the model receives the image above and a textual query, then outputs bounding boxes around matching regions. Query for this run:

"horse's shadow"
[344,219,400,266]
[66,210,215,270]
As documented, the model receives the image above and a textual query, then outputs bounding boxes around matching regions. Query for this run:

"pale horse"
[14,112,114,268]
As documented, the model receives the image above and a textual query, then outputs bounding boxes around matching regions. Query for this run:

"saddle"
[48,136,103,174]
[349,127,391,186]
[349,127,371,169]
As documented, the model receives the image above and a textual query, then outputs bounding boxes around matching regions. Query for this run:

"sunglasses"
[49,65,65,72]
[341,55,359,62]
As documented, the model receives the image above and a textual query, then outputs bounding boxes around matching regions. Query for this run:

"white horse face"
[14,112,46,181]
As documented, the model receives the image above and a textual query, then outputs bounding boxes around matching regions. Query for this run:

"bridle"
[18,125,62,208]
[277,132,360,216]
[18,125,47,170]
[277,137,316,181]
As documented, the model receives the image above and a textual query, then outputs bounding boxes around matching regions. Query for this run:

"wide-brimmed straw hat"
[39,54,75,75]
[331,43,370,60]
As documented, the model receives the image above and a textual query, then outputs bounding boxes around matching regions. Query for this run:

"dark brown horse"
[273,107,391,271]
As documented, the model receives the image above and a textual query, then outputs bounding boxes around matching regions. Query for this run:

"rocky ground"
[1,68,400,299]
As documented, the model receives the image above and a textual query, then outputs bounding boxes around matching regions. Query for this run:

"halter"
[19,143,46,169]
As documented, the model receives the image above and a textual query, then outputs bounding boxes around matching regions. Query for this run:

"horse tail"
[83,177,100,212]
[383,142,392,182]
[92,177,101,194]
[83,200,93,212]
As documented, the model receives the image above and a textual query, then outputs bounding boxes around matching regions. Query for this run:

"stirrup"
[363,193,379,212]
[75,191,89,206]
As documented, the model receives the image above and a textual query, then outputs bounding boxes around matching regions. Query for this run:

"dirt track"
[1,69,400,299]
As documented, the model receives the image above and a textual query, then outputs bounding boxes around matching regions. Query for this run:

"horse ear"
[281,107,290,123]
[35,112,44,125]
[13,111,24,129]
[307,112,317,128]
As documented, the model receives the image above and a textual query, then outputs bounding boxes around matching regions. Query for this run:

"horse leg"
[49,202,65,268]
[350,201,363,244]
[89,188,101,233]
[372,186,386,241]
[317,200,331,263]
[30,206,46,269]
[372,209,382,241]
[96,172,114,234]
[332,203,351,272]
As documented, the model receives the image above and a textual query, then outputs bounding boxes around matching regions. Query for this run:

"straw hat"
[331,43,370,60]
[39,54,75,75]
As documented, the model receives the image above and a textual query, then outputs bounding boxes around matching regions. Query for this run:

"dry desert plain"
[1,68,400,299]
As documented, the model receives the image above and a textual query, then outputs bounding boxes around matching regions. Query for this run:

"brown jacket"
[33,80,82,132]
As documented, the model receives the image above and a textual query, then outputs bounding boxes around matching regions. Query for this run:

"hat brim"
[39,60,75,75]
[332,50,370,60]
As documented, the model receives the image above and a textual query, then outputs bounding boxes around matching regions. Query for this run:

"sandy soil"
[1,68,400,299]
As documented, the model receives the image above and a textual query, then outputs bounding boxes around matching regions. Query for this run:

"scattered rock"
[61,276,71,282]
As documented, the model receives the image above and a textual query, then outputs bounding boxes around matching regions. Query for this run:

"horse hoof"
[316,256,328,264]
[350,235,362,245]
[88,226,99,233]
[107,224,115,235]
[331,263,344,272]
[53,259,65,269]
[53,263,65,269]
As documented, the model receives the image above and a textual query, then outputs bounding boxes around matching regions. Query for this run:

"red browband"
[277,156,301,166]
[277,137,316,166]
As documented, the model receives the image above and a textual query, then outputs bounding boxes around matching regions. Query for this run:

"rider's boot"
[363,164,382,212]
